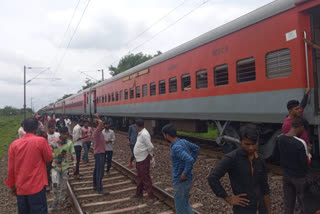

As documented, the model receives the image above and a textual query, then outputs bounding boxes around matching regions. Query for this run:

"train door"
[84,93,87,114]
[308,5,320,113]
[90,89,97,115]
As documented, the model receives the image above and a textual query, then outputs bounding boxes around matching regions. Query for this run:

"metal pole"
[102,69,104,81]
[24,66,26,120]
[304,31,310,88]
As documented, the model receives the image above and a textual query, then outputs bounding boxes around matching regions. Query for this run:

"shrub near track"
[0,115,24,158]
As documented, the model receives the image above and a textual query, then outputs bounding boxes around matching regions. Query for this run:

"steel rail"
[67,180,84,214]
[112,159,201,214]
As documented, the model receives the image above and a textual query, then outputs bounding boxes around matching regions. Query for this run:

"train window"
[181,74,191,91]
[150,82,156,96]
[142,84,148,97]
[159,80,166,95]
[236,57,256,83]
[136,86,141,98]
[266,48,291,78]
[116,92,119,101]
[108,94,111,102]
[112,92,115,102]
[196,70,208,89]
[214,64,228,86]
[169,77,177,93]
[125,89,128,100]
[102,96,104,103]
[120,90,123,100]
[130,88,134,99]
[105,95,107,103]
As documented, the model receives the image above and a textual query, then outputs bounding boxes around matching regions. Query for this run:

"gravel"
[112,132,287,214]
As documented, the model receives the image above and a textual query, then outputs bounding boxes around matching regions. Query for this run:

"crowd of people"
[4,87,319,214]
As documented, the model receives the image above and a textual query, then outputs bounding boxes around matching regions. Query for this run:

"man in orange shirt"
[5,118,53,214]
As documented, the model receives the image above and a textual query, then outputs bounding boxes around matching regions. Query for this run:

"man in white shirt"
[18,121,26,138]
[64,116,72,135]
[46,122,60,190]
[133,119,156,200]
[72,119,85,179]
[102,121,115,174]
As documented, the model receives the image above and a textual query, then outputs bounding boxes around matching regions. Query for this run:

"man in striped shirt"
[162,124,200,214]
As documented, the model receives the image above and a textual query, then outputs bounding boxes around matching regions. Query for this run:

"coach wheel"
[222,126,240,154]
[257,129,281,160]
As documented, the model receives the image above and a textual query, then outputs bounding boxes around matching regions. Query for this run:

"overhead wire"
[93,0,191,67]
[101,0,211,69]
[51,0,92,79]
[49,0,81,71]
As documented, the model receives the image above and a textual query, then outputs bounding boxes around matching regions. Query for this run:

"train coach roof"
[94,0,299,88]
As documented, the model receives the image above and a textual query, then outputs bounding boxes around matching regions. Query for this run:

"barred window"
[116,92,119,101]
[120,90,123,100]
[150,82,156,96]
[142,84,147,97]
[159,80,166,95]
[136,86,141,98]
[169,77,177,93]
[236,57,256,83]
[102,96,104,103]
[125,89,128,100]
[108,94,111,102]
[130,88,134,99]
[214,64,228,86]
[266,49,291,78]
[196,70,208,89]
[112,92,114,102]
[181,74,191,91]
[105,95,108,103]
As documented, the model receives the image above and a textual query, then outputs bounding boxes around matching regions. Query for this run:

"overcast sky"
[0,0,274,110]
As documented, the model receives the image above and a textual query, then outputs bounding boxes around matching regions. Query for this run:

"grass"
[0,115,25,158]
[177,123,218,139]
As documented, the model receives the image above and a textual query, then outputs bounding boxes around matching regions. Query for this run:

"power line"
[94,0,191,67]
[49,0,81,70]
[129,0,211,53]
[52,0,92,78]
[103,0,211,68]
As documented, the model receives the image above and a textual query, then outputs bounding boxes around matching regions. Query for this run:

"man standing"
[162,124,199,214]
[102,121,115,174]
[46,123,60,191]
[128,122,138,168]
[18,121,26,138]
[50,127,76,210]
[5,118,53,214]
[282,88,311,145]
[64,116,72,135]
[92,114,109,195]
[274,117,309,214]
[208,124,271,214]
[72,119,85,179]
[133,119,156,200]
[56,115,66,132]
[81,120,93,165]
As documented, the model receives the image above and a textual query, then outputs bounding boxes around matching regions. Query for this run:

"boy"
[82,120,93,165]
[46,123,60,191]
[50,127,76,210]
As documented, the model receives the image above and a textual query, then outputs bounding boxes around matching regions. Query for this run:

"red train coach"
[46,0,320,160]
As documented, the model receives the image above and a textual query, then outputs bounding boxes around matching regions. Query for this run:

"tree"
[57,94,73,102]
[78,78,101,93]
[109,51,162,76]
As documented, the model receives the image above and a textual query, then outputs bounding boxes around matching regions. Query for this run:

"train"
[42,0,320,163]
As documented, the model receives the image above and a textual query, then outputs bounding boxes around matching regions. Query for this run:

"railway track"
[46,150,200,214]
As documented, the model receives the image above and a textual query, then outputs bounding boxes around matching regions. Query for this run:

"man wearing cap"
[282,88,311,146]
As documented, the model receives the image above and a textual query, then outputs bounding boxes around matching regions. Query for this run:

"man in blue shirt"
[162,124,200,214]
[127,123,138,168]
